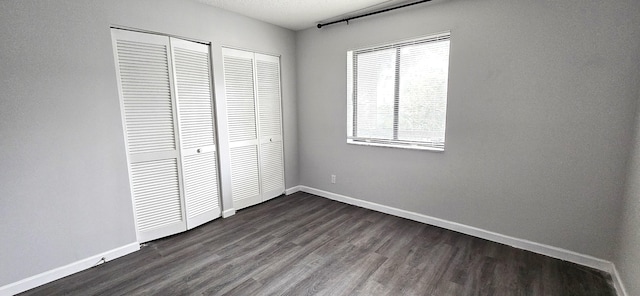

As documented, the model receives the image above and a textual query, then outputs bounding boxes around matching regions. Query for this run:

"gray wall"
[0,0,297,286]
[3,0,640,290]
[616,92,640,295]
[296,0,640,259]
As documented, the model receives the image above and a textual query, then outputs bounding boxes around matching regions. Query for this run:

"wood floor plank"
[19,193,616,296]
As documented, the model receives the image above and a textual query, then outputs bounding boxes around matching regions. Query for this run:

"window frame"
[346,32,451,152]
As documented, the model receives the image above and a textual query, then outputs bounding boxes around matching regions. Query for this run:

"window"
[347,32,450,151]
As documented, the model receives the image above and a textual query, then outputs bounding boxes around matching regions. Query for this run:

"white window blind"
[347,32,450,151]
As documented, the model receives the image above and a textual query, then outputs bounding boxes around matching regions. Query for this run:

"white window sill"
[347,139,444,152]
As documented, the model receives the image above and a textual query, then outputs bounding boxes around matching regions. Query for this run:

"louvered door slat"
[223,55,257,142]
[256,59,283,137]
[260,142,284,194]
[229,145,261,209]
[171,38,220,229]
[182,152,219,219]
[117,39,176,155]
[173,46,215,149]
[130,159,182,231]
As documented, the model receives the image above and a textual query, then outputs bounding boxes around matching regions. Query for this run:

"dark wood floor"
[21,192,615,296]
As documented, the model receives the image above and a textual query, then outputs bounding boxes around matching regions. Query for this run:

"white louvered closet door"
[112,29,187,242]
[222,48,284,210]
[222,48,261,210]
[255,54,285,201]
[170,38,221,229]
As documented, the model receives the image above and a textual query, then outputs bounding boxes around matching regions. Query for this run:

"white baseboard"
[285,186,302,195]
[611,264,629,296]
[222,209,236,218]
[0,242,139,296]
[298,186,615,273]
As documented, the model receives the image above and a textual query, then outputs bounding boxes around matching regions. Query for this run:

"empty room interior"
[1,0,640,295]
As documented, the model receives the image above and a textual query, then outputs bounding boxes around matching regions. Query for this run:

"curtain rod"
[317,0,434,29]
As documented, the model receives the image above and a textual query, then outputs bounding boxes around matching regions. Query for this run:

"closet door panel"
[223,48,262,209]
[171,38,220,229]
[229,145,261,209]
[223,49,285,209]
[223,53,258,143]
[130,159,185,242]
[256,56,283,139]
[260,142,284,201]
[112,29,187,242]
[256,53,285,200]
[182,151,219,228]
[117,37,176,154]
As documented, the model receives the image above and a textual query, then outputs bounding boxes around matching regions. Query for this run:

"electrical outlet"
[331,174,336,184]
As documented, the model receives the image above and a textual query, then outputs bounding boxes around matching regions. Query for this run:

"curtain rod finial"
[317,23,323,29]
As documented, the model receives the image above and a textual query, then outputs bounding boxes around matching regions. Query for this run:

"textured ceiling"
[194,0,415,31]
